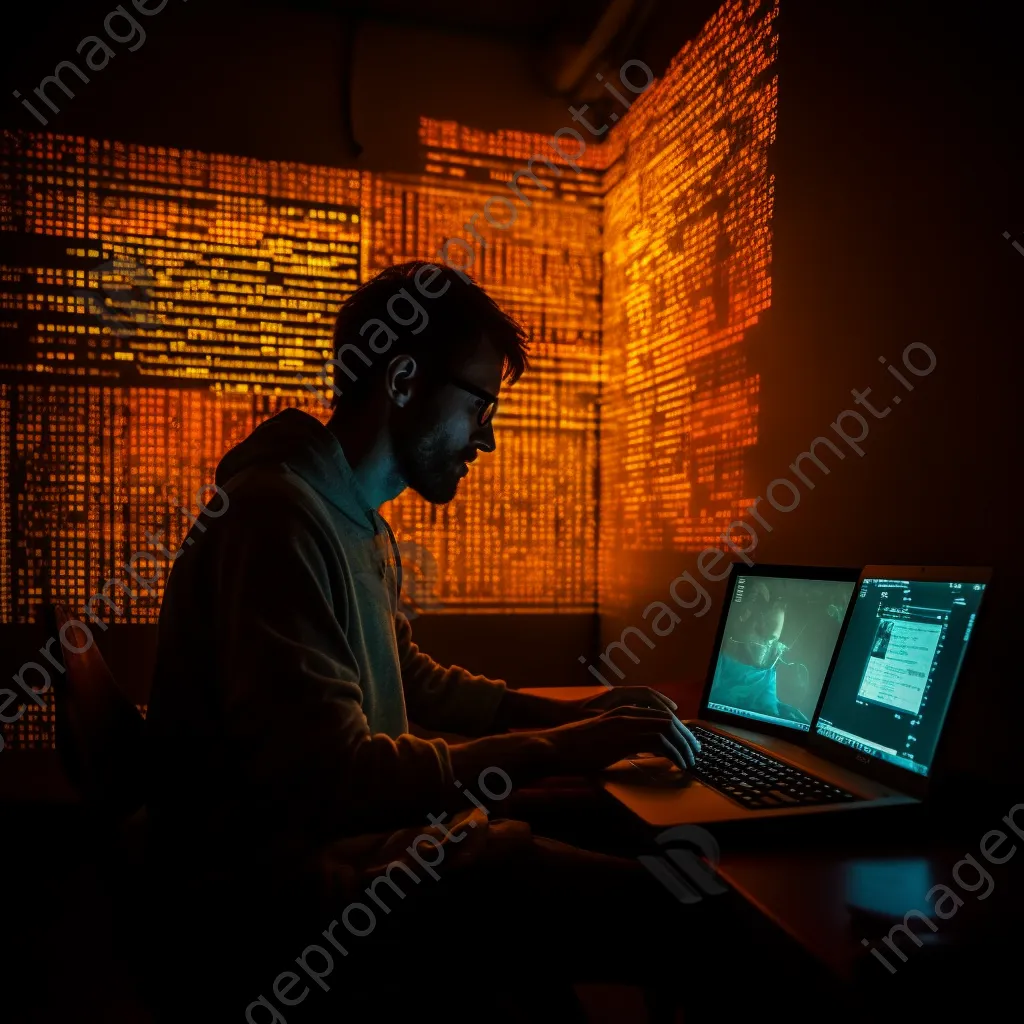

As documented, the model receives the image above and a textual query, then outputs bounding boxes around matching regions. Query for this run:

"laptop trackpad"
[604,755,688,786]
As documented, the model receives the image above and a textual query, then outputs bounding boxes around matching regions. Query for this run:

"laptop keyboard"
[688,724,861,810]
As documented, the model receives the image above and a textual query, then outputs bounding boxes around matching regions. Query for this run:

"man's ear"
[386,354,419,408]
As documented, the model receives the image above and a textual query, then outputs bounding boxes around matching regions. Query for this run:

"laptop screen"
[814,575,987,776]
[705,573,856,732]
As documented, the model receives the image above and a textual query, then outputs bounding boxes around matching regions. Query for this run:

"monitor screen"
[814,576,986,776]
[706,574,855,731]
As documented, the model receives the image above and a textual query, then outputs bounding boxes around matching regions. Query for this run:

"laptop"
[602,563,991,826]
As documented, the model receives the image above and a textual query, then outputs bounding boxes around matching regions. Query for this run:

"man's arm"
[398,610,686,737]
[489,685,685,731]
[395,612,508,736]
[490,688,589,729]
[446,703,702,784]
[393,609,700,780]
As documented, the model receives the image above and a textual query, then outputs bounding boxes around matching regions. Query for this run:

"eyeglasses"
[448,374,499,426]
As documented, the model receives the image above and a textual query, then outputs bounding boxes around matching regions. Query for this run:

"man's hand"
[541,706,701,772]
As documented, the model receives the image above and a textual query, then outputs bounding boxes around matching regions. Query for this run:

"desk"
[520,685,1024,999]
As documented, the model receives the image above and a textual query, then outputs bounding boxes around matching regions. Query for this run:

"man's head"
[728,581,786,668]
[327,261,529,504]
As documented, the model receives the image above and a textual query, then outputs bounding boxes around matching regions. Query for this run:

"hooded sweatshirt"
[144,407,508,884]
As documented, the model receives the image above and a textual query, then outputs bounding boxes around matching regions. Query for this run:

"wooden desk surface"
[718,836,1024,982]
[715,847,937,981]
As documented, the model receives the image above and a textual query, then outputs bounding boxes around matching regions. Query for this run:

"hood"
[215,408,377,534]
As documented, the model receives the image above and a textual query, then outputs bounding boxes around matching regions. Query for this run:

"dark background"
[1,0,722,170]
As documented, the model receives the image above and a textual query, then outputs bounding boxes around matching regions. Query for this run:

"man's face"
[390,337,503,504]
[733,606,785,667]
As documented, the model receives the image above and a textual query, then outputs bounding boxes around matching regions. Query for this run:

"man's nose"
[472,420,496,453]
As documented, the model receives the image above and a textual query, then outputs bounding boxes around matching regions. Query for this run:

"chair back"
[42,604,147,818]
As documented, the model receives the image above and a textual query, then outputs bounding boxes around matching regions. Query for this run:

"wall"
[598,0,779,632]
[597,0,1023,785]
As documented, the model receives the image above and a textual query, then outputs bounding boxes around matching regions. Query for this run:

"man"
[710,582,808,724]
[144,261,705,1019]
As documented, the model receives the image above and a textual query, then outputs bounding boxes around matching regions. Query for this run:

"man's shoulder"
[222,463,321,507]
[219,464,336,534]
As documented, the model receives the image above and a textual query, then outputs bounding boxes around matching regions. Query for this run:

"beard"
[748,640,772,668]
[391,401,469,505]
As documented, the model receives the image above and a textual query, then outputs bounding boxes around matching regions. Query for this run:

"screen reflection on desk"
[846,858,935,920]
[846,858,950,976]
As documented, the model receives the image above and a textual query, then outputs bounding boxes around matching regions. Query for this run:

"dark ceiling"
[0,0,724,167]
[264,0,599,36]
[252,0,724,95]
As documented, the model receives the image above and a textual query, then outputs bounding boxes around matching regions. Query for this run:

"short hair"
[737,581,787,623]
[327,261,530,407]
